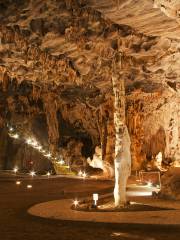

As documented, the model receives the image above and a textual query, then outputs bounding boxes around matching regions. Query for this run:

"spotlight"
[93,193,99,206]
[78,170,83,177]
[45,153,51,158]
[58,160,64,165]
[12,134,19,139]
[13,167,18,174]
[31,140,38,147]
[16,181,21,185]
[9,127,14,132]
[36,146,42,151]
[82,172,87,178]
[46,172,51,177]
[147,181,153,187]
[26,138,32,145]
[27,185,32,189]
[30,171,36,177]
[73,199,79,208]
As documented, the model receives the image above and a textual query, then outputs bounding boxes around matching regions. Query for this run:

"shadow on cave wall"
[31,114,49,148]
[142,127,166,168]
[57,111,96,159]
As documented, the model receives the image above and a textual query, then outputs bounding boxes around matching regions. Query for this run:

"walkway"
[28,184,180,225]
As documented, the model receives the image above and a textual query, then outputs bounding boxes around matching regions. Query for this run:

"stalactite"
[43,94,59,153]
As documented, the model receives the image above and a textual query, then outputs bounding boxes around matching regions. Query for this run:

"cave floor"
[0,175,180,240]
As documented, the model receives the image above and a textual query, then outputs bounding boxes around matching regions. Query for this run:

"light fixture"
[147,181,153,187]
[16,181,21,185]
[9,127,14,132]
[93,193,99,206]
[26,138,32,145]
[82,172,87,178]
[30,171,36,177]
[73,199,79,208]
[27,185,32,189]
[46,172,51,177]
[13,167,18,174]
[12,133,19,139]
[36,146,42,150]
[78,170,83,176]
[45,153,51,158]
[31,140,38,147]
[58,160,64,165]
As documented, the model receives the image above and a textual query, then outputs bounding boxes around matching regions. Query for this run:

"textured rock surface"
[160,167,180,200]
[0,0,179,174]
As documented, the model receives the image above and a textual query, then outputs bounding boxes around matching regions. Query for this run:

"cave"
[0,1,180,238]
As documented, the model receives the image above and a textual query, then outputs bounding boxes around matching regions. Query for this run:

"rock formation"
[0,0,179,180]
[160,167,180,200]
[112,65,131,206]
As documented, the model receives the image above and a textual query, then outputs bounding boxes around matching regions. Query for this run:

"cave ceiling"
[0,0,180,92]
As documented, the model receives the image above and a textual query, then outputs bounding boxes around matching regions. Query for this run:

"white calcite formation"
[112,70,131,206]
[87,146,114,177]
[87,146,104,170]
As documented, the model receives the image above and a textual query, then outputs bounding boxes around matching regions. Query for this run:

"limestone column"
[112,72,131,207]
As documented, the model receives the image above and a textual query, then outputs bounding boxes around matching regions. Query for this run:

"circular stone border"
[28,198,180,225]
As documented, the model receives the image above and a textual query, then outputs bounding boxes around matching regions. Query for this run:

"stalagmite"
[112,67,131,207]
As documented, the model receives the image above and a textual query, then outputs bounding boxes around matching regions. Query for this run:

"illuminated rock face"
[153,0,180,20]
[160,167,180,200]
[0,0,180,174]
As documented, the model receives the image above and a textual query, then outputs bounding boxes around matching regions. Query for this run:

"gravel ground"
[0,176,180,240]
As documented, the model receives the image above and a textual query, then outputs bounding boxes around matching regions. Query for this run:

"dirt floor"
[0,175,180,240]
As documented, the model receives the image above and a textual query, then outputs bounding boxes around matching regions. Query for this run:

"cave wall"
[127,90,180,170]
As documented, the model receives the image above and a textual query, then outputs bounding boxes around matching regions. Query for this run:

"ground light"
[73,199,79,208]
[78,170,83,177]
[82,172,87,178]
[46,172,51,177]
[13,167,18,174]
[58,159,64,165]
[12,133,19,139]
[36,146,42,151]
[27,185,32,189]
[30,171,36,177]
[26,138,33,145]
[93,193,99,206]
[9,127,14,132]
[16,181,21,185]
[147,181,153,187]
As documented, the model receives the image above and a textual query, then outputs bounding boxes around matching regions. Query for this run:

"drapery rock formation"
[0,0,179,177]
